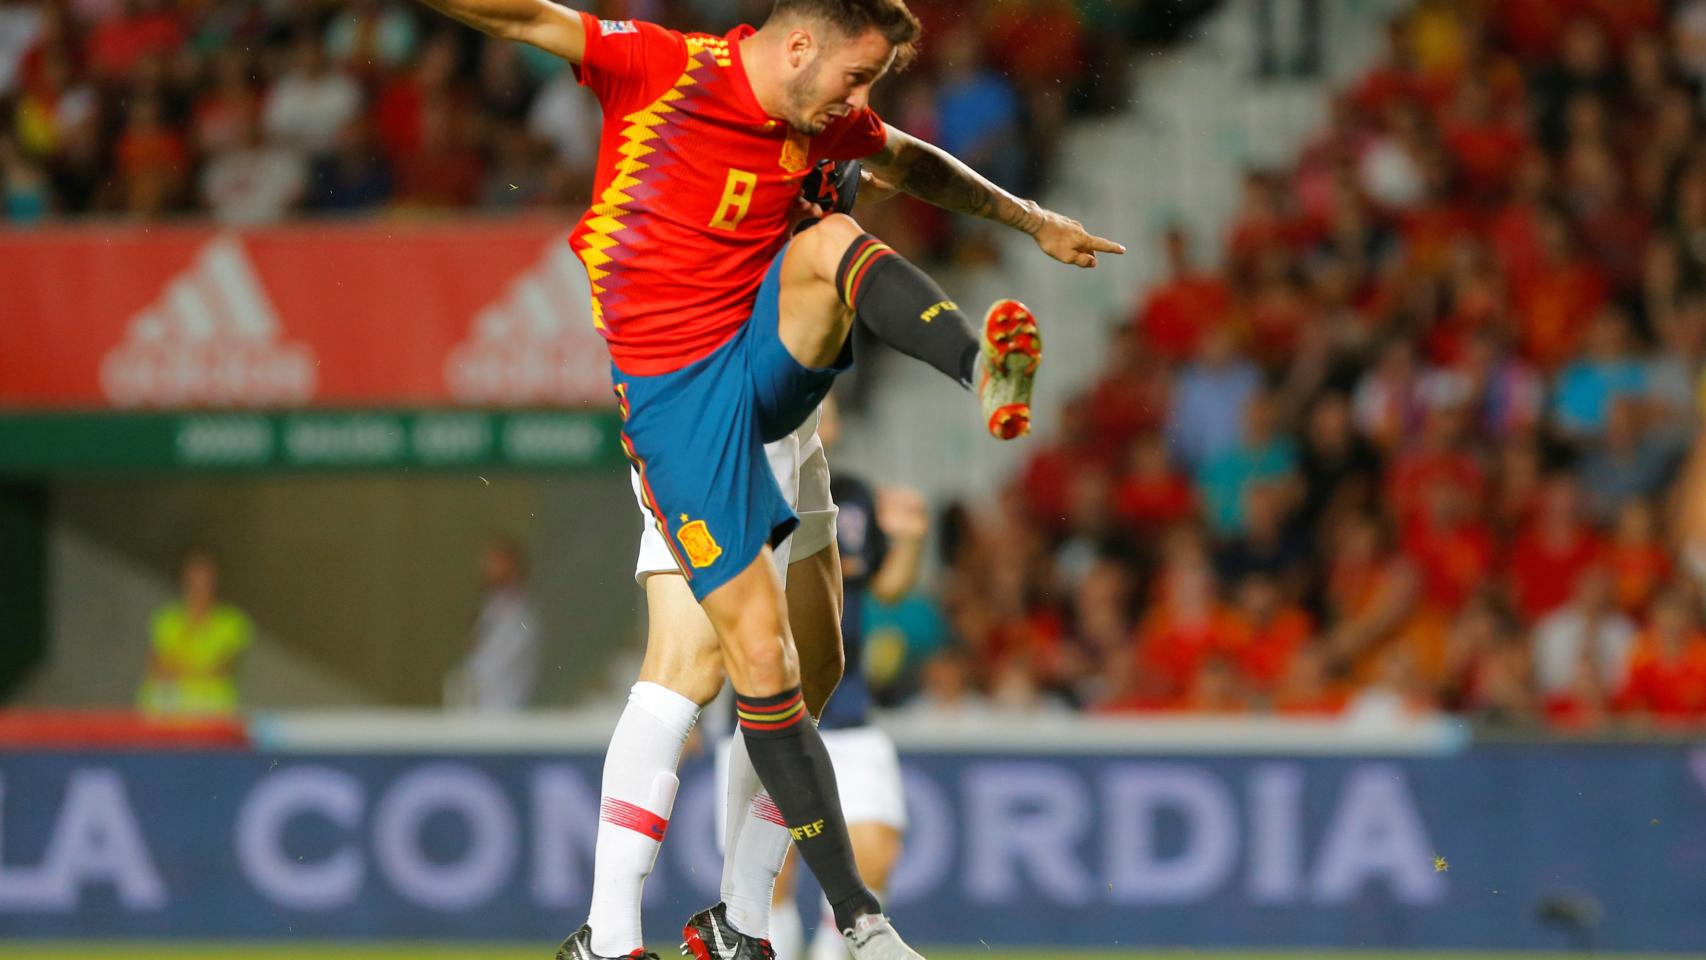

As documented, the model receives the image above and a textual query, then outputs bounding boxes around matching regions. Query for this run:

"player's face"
[786,27,896,134]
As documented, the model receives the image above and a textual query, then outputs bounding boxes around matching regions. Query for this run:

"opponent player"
[765,395,921,960]
[409,1,1122,957]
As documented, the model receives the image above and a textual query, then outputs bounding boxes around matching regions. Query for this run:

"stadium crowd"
[909,0,1706,731]
[0,0,1193,247]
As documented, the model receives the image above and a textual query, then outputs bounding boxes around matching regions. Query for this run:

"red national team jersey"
[570,14,889,376]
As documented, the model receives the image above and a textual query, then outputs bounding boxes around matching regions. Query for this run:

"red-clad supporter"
[1132,226,1231,362]
[1269,644,1348,716]
[114,92,186,215]
[373,31,459,162]
[393,97,482,208]
[1439,75,1527,201]
[1508,477,1605,622]
[85,0,182,80]
[1018,395,1110,534]
[1223,573,1313,695]
[1113,433,1195,539]
[1403,480,1496,616]
[1084,338,1170,455]
[1607,500,1672,617]
[1615,589,1706,723]
[1131,552,1242,704]
[1387,403,1485,538]
[1511,207,1608,369]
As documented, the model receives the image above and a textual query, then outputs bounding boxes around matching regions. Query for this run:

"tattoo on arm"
[896,142,1045,235]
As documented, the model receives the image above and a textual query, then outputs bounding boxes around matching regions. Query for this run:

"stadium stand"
[917,0,1706,730]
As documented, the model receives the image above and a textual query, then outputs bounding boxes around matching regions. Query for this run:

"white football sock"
[809,893,846,960]
[720,733,794,938]
[588,682,700,957]
[769,894,806,960]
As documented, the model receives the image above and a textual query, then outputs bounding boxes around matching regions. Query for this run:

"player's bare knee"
[799,213,864,280]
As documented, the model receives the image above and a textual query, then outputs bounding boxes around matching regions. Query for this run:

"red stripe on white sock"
[600,797,669,841]
[750,792,787,827]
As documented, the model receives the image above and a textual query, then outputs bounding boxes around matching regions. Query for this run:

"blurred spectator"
[1577,398,1676,522]
[1508,477,1604,622]
[1,134,49,221]
[325,0,420,73]
[900,647,991,719]
[0,0,43,96]
[1201,392,1289,542]
[1550,307,1647,442]
[1615,588,1706,722]
[1167,326,1262,472]
[86,0,183,80]
[138,547,252,716]
[1532,568,1636,698]
[931,26,1020,191]
[200,113,306,224]
[1132,226,1231,363]
[445,536,539,712]
[307,118,394,211]
[114,93,187,216]
[1607,500,1671,617]
[263,32,362,158]
[394,97,482,207]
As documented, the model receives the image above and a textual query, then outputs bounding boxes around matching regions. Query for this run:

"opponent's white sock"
[720,733,794,938]
[769,895,806,960]
[810,894,843,960]
[588,682,700,957]
[810,889,874,960]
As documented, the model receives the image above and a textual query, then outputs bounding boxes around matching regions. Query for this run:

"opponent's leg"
[718,545,846,938]
[580,574,724,958]
[769,843,807,960]
[778,213,1042,439]
[701,552,882,935]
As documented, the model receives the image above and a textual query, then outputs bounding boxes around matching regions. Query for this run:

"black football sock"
[837,233,980,389]
[734,686,881,931]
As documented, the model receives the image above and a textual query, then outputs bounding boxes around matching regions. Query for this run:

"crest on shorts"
[599,19,638,35]
[780,130,811,174]
[678,519,723,569]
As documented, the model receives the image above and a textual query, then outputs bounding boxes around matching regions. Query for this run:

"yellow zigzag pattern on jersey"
[577,36,733,330]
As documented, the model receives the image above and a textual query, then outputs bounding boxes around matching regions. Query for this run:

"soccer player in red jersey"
[413,2,1123,958]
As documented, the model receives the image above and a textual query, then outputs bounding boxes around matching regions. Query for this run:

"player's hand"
[876,486,930,542]
[1032,207,1126,269]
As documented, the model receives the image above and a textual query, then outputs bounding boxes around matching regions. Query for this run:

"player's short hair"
[769,0,922,70]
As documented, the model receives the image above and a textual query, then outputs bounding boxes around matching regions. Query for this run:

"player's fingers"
[1075,252,1097,268]
[1087,234,1127,255]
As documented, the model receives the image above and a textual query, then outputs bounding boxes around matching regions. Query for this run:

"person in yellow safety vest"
[137,546,252,716]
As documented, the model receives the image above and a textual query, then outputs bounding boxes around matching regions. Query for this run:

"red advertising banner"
[0,219,614,410]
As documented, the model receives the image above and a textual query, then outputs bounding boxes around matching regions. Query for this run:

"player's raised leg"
[777,213,1043,439]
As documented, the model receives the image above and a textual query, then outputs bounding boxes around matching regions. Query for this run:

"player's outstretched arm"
[863,124,1126,269]
[411,0,586,62]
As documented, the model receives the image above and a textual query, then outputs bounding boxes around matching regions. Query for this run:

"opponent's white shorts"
[632,406,837,585]
[715,724,909,841]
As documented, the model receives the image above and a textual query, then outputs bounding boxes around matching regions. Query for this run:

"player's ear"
[786,27,814,67]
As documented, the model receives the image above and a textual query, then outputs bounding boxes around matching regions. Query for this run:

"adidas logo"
[99,235,316,407]
[445,240,612,406]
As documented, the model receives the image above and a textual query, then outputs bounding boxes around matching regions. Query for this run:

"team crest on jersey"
[779,130,811,174]
[677,519,723,568]
[599,19,637,35]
